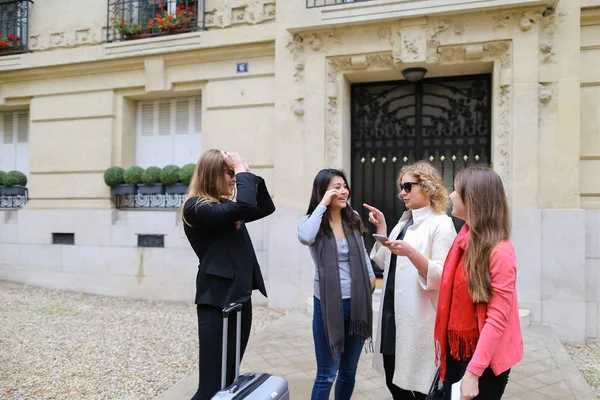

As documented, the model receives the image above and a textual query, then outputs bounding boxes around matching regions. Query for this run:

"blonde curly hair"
[398,161,448,214]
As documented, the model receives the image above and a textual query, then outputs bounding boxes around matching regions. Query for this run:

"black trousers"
[383,355,427,400]
[191,300,252,400]
[443,352,510,400]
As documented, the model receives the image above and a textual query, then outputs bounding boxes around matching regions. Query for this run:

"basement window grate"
[137,234,165,248]
[52,233,75,245]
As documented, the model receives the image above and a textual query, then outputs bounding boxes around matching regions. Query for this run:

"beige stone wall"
[1,0,598,341]
[0,0,277,209]
[581,6,600,209]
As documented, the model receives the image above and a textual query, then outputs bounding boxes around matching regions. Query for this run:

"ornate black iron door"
[351,75,492,269]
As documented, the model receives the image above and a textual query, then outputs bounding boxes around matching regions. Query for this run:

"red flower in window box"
[0,34,24,54]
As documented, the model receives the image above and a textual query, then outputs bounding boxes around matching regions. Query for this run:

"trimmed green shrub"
[124,166,144,185]
[4,170,27,187]
[142,166,162,185]
[179,163,195,185]
[160,165,181,186]
[0,171,6,186]
[103,166,125,187]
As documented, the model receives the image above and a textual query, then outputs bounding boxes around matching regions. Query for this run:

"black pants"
[191,300,252,400]
[383,355,427,400]
[443,353,510,400]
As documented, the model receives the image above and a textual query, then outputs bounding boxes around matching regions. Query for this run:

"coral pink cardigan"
[467,239,524,376]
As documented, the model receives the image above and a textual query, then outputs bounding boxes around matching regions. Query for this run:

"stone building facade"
[0,0,598,343]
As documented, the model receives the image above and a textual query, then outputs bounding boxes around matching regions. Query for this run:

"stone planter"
[138,183,165,194]
[111,184,137,196]
[3,186,26,196]
[165,183,188,195]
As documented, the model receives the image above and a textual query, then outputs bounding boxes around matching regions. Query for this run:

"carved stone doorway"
[350,74,492,272]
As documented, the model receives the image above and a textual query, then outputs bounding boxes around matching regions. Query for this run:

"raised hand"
[220,151,246,173]
[363,203,387,234]
[320,189,340,207]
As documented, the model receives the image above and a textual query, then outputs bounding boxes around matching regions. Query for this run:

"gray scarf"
[315,220,373,359]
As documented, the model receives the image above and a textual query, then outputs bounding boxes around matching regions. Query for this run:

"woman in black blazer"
[182,149,275,400]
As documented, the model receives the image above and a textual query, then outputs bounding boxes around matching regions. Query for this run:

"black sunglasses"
[399,181,420,193]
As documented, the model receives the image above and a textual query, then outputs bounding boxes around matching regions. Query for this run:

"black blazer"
[183,172,275,308]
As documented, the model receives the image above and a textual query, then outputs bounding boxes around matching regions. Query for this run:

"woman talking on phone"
[298,169,376,400]
[364,161,456,399]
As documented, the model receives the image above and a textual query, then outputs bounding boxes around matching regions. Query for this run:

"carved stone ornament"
[297,31,341,53]
[496,85,513,200]
[520,11,542,32]
[30,27,105,51]
[204,0,275,29]
[538,88,553,104]
[436,41,511,69]
[326,97,340,167]
[377,27,391,40]
[293,98,305,117]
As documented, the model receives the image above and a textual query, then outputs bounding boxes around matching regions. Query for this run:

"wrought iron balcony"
[106,0,206,42]
[115,193,185,209]
[0,0,30,56]
[0,188,28,208]
[306,0,373,8]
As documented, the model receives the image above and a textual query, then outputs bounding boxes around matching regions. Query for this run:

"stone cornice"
[0,44,274,86]
[288,0,556,33]
[581,6,600,26]
[0,24,276,82]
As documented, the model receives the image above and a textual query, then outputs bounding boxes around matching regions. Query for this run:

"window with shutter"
[140,102,154,137]
[158,100,171,136]
[135,97,202,168]
[3,113,14,144]
[194,97,202,134]
[17,111,28,143]
[0,110,29,176]
[175,99,189,135]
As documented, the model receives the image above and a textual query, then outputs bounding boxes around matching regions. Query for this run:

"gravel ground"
[564,343,600,399]
[0,280,289,400]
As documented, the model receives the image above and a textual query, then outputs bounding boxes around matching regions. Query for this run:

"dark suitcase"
[212,303,289,400]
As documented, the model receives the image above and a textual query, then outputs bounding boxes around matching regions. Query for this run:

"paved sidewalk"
[156,311,597,400]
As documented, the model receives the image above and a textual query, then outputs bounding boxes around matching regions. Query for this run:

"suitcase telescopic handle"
[221,303,243,390]
[222,303,243,316]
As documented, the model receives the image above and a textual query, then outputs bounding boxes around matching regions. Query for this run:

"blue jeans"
[312,297,365,400]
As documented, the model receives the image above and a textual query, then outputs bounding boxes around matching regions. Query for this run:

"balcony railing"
[0,189,28,208]
[106,0,206,42]
[0,0,30,56]
[115,193,185,209]
[306,0,373,8]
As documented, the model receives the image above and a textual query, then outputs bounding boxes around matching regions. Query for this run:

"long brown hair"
[181,149,232,226]
[455,166,510,303]
[399,161,448,213]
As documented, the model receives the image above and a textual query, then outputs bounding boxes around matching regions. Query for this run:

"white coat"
[371,205,456,394]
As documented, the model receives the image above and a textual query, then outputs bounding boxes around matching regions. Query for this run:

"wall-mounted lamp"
[401,67,428,82]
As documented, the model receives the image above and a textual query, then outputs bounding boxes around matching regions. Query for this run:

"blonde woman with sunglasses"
[363,161,456,399]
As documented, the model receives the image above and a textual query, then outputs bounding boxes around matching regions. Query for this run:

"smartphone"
[372,234,389,244]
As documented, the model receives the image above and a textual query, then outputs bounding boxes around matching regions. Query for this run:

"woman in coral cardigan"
[434,166,523,400]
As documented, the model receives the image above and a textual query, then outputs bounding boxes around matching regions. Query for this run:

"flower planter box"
[165,183,188,195]
[3,186,27,196]
[111,184,137,196]
[138,183,165,194]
